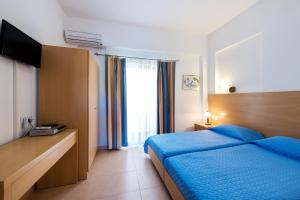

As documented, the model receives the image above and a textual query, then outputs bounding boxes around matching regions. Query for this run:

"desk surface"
[0,129,77,182]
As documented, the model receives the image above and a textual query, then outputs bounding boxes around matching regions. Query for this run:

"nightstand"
[193,122,215,131]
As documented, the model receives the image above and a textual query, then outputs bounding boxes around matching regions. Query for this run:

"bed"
[144,125,263,178]
[164,136,300,200]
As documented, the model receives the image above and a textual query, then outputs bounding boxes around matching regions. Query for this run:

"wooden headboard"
[208,91,300,138]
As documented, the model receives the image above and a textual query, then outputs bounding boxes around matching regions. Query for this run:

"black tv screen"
[0,20,42,68]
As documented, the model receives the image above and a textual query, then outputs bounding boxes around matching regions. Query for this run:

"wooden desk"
[0,129,78,200]
[194,123,216,131]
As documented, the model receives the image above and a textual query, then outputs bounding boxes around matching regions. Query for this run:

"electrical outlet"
[28,116,34,124]
[20,117,26,129]
[20,116,36,137]
[20,116,35,129]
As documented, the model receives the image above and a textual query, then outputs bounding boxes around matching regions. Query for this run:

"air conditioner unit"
[64,30,103,48]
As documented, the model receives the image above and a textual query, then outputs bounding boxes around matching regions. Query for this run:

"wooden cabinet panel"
[38,45,100,180]
[88,54,99,169]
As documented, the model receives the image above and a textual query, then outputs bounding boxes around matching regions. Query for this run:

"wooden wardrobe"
[38,45,99,180]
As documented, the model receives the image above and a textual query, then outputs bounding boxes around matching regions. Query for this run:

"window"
[126,58,157,146]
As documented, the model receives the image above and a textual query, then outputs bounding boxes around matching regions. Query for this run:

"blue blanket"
[164,137,300,200]
[144,130,244,164]
[144,125,263,164]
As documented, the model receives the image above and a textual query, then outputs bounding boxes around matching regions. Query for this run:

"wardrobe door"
[88,54,99,169]
[39,45,89,180]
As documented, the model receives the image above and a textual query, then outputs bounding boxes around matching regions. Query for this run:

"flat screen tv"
[0,20,42,68]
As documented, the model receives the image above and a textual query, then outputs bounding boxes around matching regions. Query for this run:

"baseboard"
[97,145,107,150]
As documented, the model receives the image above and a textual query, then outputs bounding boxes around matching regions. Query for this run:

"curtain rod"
[94,52,179,62]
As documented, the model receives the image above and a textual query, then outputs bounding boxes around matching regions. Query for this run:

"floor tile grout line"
[133,156,144,200]
[139,189,143,200]
[97,189,142,200]
[133,153,143,200]
[136,169,142,190]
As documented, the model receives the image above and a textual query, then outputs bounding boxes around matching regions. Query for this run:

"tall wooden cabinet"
[38,45,99,180]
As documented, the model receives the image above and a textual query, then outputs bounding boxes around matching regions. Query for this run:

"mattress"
[164,136,300,200]
[144,125,263,164]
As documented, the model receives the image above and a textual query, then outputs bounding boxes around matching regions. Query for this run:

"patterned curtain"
[106,56,128,150]
[157,61,176,134]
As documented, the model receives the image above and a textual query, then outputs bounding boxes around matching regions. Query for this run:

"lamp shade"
[204,111,212,117]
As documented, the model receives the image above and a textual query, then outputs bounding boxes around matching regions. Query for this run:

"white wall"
[0,0,65,145]
[215,33,263,93]
[64,17,207,147]
[0,57,14,144]
[208,0,300,94]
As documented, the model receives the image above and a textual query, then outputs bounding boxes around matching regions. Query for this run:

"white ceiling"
[58,0,260,35]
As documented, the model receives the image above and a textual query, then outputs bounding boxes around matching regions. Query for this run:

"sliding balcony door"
[126,58,157,146]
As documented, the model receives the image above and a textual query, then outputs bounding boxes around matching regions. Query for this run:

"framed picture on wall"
[182,75,200,90]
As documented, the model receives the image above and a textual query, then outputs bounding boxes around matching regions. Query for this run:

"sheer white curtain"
[126,58,157,146]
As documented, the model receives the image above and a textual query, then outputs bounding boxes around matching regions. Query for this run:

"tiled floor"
[30,147,171,200]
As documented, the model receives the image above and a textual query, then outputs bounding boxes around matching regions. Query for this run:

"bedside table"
[193,123,215,131]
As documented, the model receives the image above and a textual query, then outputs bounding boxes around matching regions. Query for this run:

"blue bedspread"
[144,130,244,164]
[164,137,300,200]
[144,125,263,164]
